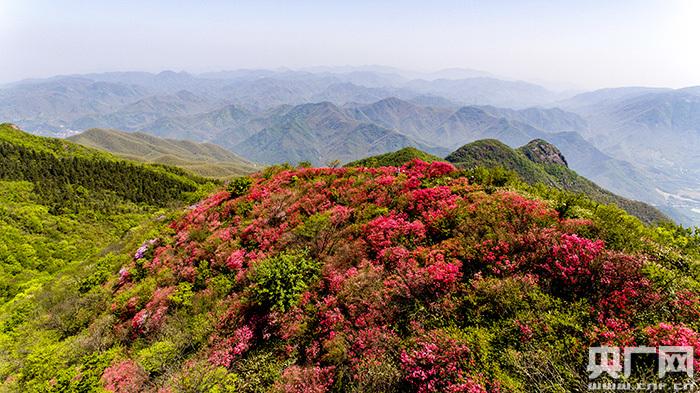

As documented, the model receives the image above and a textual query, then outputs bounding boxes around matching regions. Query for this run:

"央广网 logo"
[587,346,696,391]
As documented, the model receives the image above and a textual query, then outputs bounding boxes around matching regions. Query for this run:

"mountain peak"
[453,106,490,119]
[519,139,568,167]
[446,138,666,224]
[374,96,410,107]
[2,123,21,131]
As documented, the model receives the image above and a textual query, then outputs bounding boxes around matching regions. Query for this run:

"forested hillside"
[0,124,212,211]
[0,123,215,319]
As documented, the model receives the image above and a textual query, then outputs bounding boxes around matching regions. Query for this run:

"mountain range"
[1,67,699,225]
[0,68,565,136]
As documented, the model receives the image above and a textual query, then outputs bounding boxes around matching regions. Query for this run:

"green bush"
[227,176,253,198]
[138,340,180,375]
[232,348,293,393]
[171,360,240,393]
[248,250,320,312]
[169,282,195,308]
[464,166,519,191]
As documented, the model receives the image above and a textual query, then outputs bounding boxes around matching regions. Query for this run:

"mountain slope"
[562,89,700,224]
[231,102,445,165]
[347,97,453,143]
[542,132,664,203]
[433,106,546,149]
[477,105,588,134]
[0,123,215,306]
[68,128,259,177]
[2,159,698,392]
[446,139,668,224]
[0,123,212,206]
[70,91,222,132]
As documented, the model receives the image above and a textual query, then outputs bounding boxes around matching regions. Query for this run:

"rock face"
[519,139,568,167]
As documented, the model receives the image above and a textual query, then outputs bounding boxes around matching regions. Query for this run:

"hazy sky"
[1,0,699,89]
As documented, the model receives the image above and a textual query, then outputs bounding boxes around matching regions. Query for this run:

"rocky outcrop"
[519,139,568,167]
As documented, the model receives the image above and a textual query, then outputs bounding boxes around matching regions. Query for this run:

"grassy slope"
[445,139,668,224]
[68,128,259,178]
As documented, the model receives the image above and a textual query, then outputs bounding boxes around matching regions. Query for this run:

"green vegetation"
[68,128,259,178]
[0,213,178,392]
[344,146,442,168]
[0,124,214,212]
[0,179,151,303]
[0,122,253,306]
[0,125,698,392]
[226,176,253,198]
[446,139,668,224]
[248,250,321,312]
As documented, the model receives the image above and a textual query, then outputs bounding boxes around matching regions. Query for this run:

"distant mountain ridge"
[212,98,597,163]
[68,128,258,178]
[3,67,700,224]
[560,87,700,225]
[231,101,448,165]
[0,68,564,136]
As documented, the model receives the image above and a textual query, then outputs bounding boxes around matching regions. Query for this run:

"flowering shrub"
[400,330,484,393]
[100,160,700,392]
[117,268,131,287]
[134,238,159,260]
[274,365,336,393]
[364,214,426,254]
[209,325,254,367]
[537,233,604,293]
[645,323,700,359]
[130,286,175,336]
[102,360,148,393]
